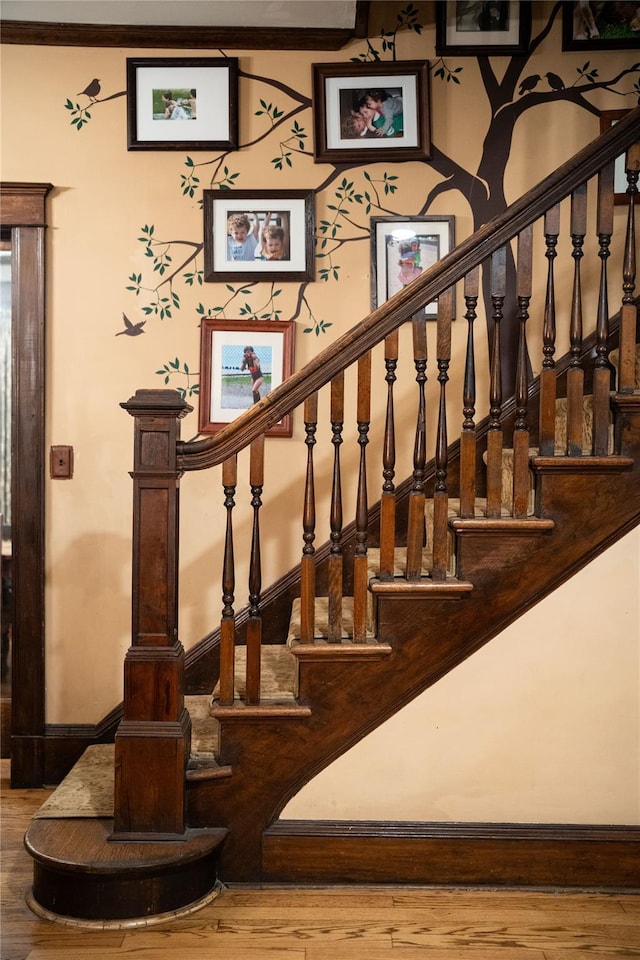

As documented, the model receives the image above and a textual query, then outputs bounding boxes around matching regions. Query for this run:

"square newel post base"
[112,707,192,839]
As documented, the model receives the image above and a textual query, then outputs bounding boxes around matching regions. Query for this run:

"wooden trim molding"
[0,21,363,50]
[263,820,640,889]
[1,182,53,787]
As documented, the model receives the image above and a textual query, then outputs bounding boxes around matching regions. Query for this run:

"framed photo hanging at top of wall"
[562,1,640,49]
[371,215,456,320]
[127,57,239,151]
[198,319,295,436]
[312,60,431,164]
[203,189,315,283]
[435,1,531,56]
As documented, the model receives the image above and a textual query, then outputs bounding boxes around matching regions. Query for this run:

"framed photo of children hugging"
[203,189,315,282]
[312,61,431,164]
[199,319,295,436]
[126,57,239,151]
[371,215,456,320]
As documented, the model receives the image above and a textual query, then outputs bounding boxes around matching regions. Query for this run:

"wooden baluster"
[245,435,264,704]
[539,204,560,456]
[300,393,317,644]
[567,183,587,456]
[353,353,371,640]
[218,455,237,706]
[406,316,427,581]
[593,161,614,454]
[618,141,639,395]
[460,266,479,519]
[486,247,505,518]
[432,288,453,580]
[379,330,398,580]
[328,373,344,642]
[513,225,533,518]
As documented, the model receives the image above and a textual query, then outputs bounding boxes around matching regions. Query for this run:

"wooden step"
[212,643,298,701]
[287,595,377,644]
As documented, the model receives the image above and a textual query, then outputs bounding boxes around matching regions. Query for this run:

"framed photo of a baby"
[312,61,431,163]
[371,215,456,320]
[127,57,238,151]
[203,189,315,282]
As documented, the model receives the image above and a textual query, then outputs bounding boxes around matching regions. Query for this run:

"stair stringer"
[186,424,640,884]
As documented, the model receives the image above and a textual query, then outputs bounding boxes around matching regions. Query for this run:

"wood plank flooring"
[2,760,639,960]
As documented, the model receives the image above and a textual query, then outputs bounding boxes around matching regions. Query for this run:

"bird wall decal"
[77,78,101,100]
[518,75,541,96]
[545,72,565,91]
[116,313,146,336]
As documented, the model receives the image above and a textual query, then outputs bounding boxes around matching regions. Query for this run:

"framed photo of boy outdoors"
[199,319,295,436]
[371,215,456,320]
[127,57,239,151]
[312,61,431,164]
[203,189,315,282]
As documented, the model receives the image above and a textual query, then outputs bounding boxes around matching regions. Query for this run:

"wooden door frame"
[1,182,53,786]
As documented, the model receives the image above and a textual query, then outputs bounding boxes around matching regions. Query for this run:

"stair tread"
[287,596,376,644]
[212,644,297,700]
[367,546,433,579]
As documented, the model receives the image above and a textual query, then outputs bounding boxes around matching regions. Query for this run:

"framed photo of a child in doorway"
[312,61,431,163]
[199,319,295,436]
[371,215,456,320]
[203,189,315,282]
[435,2,531,56]
[126,57,239,150]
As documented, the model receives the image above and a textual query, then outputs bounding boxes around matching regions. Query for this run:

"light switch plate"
[50,445,74,479]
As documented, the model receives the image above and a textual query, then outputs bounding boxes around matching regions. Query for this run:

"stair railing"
[115,107,639,838]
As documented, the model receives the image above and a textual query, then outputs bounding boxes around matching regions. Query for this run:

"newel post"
[113,389,192,838]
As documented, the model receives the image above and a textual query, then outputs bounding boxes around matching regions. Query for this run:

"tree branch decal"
[59,4,637,397]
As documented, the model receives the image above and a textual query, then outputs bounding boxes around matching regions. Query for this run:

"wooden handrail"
[178,106,640,472]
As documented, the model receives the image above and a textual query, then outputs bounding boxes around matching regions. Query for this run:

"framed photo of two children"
[203,189,315,282]
[312,60,431,164]
[127,57,239,151]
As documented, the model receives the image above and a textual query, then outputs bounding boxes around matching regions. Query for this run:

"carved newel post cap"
[121,388,193,418]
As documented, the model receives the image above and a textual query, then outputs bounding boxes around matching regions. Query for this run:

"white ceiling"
[1,0,359,29]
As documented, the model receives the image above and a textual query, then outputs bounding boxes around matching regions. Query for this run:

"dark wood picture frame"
[199,319,295,436]
[371,214,456,320]
[600,109,632,205]
[562,1,640,50]
[435,1,531,56]
[127,56,238,151]
[203,189,315,283]
[312,60,431,163]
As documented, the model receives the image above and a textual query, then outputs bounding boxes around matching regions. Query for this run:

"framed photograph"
[435,1,531,56]
[312,60,431,164]
[600,109,631,204]
[370,215,456,320]
[199,319,295,436]
[563,1,640,49]
[203,189,315,282]
[127,56,238,151]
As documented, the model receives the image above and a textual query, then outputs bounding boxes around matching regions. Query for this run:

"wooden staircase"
[24,108,640,921]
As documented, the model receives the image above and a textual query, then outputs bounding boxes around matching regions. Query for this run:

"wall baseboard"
[263,820,640,889]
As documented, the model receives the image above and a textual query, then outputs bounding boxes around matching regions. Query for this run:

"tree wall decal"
[65,2,639,398]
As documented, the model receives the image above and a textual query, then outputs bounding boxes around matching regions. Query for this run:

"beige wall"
[1,3,638,820]
[283,527,640,824]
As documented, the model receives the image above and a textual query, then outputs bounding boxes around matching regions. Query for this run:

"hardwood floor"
[2,761,639,960]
